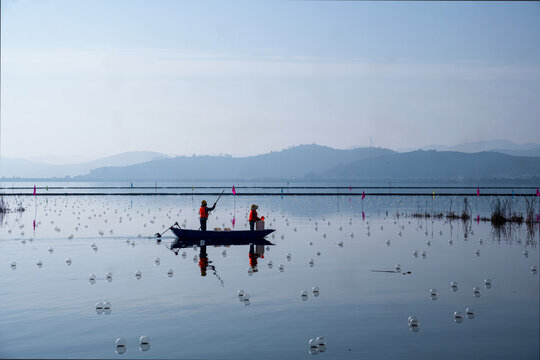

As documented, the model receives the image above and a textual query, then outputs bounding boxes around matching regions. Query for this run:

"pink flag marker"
[33,220,36,230]
[33,185,36,196]
[349,186,351,191]
[477,187,480,196]
[362,191,365,200]
[477,215,480,223]
[362,211,365,220]
[537,187,539,196]
[232,216,236,228]
[232,185,236,195]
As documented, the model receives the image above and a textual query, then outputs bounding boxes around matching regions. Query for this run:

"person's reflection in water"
[199,245,209,276]
[249,243,265,272]
[196,245,224,285]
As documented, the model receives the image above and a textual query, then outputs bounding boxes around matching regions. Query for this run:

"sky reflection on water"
[1,192,538,359]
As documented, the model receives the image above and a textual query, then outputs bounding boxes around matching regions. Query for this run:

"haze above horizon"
[1,0,539,160]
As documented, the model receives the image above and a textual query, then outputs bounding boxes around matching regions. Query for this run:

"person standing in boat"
[249,204,261,231]
[199,200,215,231]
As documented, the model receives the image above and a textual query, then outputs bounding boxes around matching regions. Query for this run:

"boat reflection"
[170,238,275,279]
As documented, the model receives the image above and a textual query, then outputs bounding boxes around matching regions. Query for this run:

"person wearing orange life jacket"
[249,204,261,231]
[199,200,215,231]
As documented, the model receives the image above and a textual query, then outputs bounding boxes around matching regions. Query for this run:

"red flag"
[33,185,36,196]
[33,220,36,230]
[349,185,351,191]
[232,185,236,195]
[537,187,539,196]
[232,216,236,228]
[477,187,480,196]
[362,191,365,200]
[477,215,480,223]
[362,211,365,220]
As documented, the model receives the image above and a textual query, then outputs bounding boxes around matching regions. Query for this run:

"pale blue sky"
[1,0,540,160]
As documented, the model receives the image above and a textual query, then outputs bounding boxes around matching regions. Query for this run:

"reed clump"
[525,198,538,224]
[490,198,523,226]
[0,194,25,214]
[0,194,8,213]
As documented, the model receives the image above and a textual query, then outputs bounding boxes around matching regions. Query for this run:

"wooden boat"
[170,236,274,249]
[170,227,275,243]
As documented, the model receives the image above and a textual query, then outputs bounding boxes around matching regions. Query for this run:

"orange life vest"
[199,206,209,218]
[249,209,258,221]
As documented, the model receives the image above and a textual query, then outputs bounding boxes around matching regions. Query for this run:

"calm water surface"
[1,193,538,359]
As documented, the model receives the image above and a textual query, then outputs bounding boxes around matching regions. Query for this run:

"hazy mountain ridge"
[409,139,540,156]
[0,151,167,178]
[2,143,539,181]
[82,145,395,180]
[81,146,540,181]
[322,150,540,180]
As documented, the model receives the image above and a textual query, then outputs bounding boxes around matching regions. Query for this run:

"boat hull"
[170,227,275,242]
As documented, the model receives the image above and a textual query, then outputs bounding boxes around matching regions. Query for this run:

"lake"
[1,184,538,359]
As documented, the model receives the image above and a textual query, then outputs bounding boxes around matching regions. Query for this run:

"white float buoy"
[312,286,320,297]
[167,269,173,277]
[473,287,481,297]
[247,268,253,276]
[36,260,43,268]
[115,338,126,353]
[454,311,463,323]
[523,251,528,258]
[135,271,142,279]
[103,301,111,310]
[408,316,419,327]
[279,264,285,272]
[106,272,113,282]
[10,261,16,270]
[286,253,291,261]
[301,290,308,301]
[395,264,401,272]
[96,302,104,313]
[466,307,475,319]
[268,261,273,269]
[309,259,314,267]
[451,281,458,291]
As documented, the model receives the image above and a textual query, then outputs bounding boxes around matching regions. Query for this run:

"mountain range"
[408,139,540,157]
[1,141,539,180]
[0,151,166,179]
